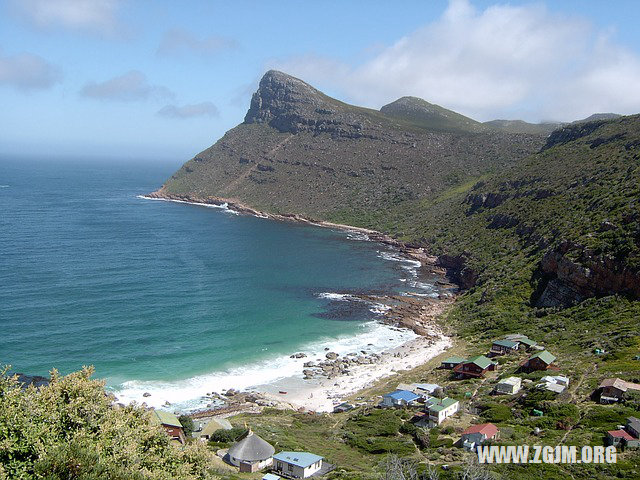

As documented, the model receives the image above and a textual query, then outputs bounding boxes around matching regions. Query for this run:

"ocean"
[0,157,442,411]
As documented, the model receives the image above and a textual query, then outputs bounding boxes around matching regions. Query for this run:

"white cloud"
[80,70,174,102]
[273,0,640,122]
[157,29,239,57]
[0,49,61,90]
[157,102,219,119]
[13,0,121,34]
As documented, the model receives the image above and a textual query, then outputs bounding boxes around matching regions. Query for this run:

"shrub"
[179,415,195,437]
[0,365,219,479]
[208,426,247,444]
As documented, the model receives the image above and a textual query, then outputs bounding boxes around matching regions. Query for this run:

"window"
[287,463,294,472]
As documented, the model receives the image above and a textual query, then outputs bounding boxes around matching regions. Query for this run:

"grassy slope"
[166,110,640,479]
[315,116,640,478]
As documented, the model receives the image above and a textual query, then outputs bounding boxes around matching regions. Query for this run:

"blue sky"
[1,0,640,161]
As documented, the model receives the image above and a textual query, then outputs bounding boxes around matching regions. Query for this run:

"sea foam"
[137,195,239,214]
[109,320,417,412]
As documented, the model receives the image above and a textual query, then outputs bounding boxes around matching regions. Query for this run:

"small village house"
[490,339,519,356]
[228,430,275,472]
[505,334,538,350]
[151,410,186,444]
[538,375,569,394]
[598,378,640,404]
[627,417,640,439]
[461,423,499,449]
[381,389,421,407]
[272,451,324,479]
[607,417,640,449]
[606,429,638,448]
[396,382,441,399]
[520,350,556,372]
[199,417,232,440]
[494,376,521,395]
[453,355,497,379]
[426,397,459,426]
[441,356,465,370]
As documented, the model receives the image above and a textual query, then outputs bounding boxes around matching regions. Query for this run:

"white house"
[272,451,323,479]
[538,375,569,394]
[426,397,459,426]
[495,376,521,395]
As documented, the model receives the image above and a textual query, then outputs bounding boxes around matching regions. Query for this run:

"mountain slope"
[379,96,484,133]
[154,71,544,218]
[483,119,562,135]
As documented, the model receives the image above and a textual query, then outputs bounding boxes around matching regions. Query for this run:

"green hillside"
[151,72,640,479]
[156,71,543,218]
[379,96,485,133]
[331,113,640,367]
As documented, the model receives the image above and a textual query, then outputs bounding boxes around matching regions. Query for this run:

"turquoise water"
[0,158,441,409]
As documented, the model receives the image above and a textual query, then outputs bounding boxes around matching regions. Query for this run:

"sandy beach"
[135,192,457,415]
[256,331,451,413]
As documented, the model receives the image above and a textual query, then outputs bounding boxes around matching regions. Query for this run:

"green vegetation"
[0,366,219,479]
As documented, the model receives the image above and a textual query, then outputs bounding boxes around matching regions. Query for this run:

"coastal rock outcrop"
[534,241,640,308]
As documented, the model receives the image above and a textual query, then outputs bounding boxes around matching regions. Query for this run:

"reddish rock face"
[535,241,640,308]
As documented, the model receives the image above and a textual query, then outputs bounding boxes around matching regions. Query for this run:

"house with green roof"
[151,410,186,444]
[520,350,557,372]
[441,355,466,369]
[504,334,538,350]
[426,397,460,426]
[490,339,519,356]
[453,355,497,379]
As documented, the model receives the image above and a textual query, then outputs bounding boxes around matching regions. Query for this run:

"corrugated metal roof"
[462,423,499,437]
[384,389,420,402]
[442,356,466,364]
[529,350,556,364]
[428,397,458,412]
[493,339,518,348]
[497,376,520,386]
[466,355,495,369]
[152,410,183,428]
[273,451,323,468]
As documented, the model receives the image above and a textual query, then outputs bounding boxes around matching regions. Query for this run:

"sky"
[1,0,640,161]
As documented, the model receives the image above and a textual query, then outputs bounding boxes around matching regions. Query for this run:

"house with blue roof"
[273,451,324,478]
[381,389,421,407]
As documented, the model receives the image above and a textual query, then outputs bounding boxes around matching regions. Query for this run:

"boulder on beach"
[326,352,339,359]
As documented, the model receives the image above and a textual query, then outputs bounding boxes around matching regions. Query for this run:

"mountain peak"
[380,96,484,132]
[244,70,323,129]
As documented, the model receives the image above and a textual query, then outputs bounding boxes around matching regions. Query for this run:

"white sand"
[256,331,451,412]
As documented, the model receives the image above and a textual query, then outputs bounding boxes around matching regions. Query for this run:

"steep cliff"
[154,70,543,218]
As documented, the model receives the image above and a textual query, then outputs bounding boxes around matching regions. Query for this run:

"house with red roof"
[460,423,499,449]
[606,429,636,448]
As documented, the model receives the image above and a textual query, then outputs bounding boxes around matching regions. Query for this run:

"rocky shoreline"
[142,190,454,278]
[140,190,458,413]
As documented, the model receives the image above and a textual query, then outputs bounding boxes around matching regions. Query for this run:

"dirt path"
[219,135,293,196]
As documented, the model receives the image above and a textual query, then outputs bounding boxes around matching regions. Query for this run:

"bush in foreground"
[0,365,219,479]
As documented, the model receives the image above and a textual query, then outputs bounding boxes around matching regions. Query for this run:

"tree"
[179,415,195,438]
[0,365,219,479]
